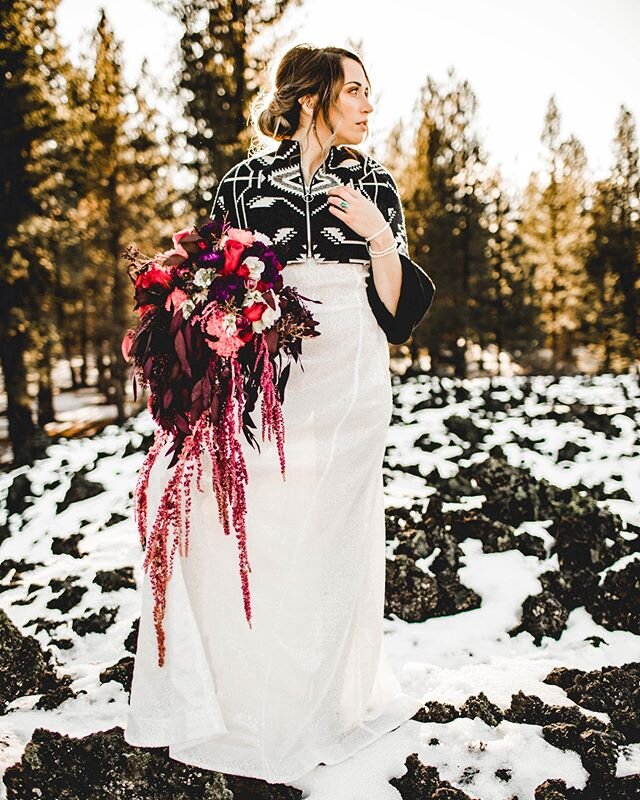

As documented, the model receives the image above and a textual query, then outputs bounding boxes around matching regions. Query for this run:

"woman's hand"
[326,184,388,242]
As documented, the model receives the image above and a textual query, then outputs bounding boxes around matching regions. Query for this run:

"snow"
[0,372,638,798]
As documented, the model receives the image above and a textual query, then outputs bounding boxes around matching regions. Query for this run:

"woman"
[125,43,435,785]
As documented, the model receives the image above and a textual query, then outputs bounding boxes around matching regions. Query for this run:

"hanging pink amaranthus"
[122,214,320,667]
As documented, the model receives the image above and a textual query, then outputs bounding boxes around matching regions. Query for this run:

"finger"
[326,185,348,198]
[328,182,359,195]
[328,186,356,200]
[327,193,351,207]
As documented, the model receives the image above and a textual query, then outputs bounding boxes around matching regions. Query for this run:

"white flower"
[193,288,209,304]
[251,297,281,333]
[181,298,196,319]
[252,231,272,246]
[242,256,265,280]
[242,288,264,307]
[194,267,215,288]
[221,311,238,335]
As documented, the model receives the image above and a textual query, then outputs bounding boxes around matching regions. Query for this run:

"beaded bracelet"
[366,220,391,243]
[366,220,398,258]
[368,243,399,258]
[367,236,399,256]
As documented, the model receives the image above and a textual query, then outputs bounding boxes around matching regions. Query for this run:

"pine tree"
[50,60,100,389]
[82,12,177,421]
[482,170,542,373]
[153,0,297,217]
[0,0,67,464]
[520,97,593,373]
[592,106,640,368]
[402,69,491,377]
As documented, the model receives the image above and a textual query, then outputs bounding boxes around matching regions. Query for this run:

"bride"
[124,42,435,785]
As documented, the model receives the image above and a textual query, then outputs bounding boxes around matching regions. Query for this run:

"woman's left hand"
[326,184,387,240]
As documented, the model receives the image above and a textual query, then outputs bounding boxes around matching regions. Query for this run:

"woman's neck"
[291,130,334,189]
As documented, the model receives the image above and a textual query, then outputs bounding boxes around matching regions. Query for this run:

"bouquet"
[121,213,321,666]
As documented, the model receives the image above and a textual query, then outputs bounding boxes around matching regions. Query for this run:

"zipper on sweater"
[298,159,324,257]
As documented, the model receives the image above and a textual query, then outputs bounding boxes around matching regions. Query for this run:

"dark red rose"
[136,265,173,291]
[243,302,267,322]
[222,239,246,275]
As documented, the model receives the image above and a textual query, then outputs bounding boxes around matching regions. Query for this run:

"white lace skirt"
[124,258,425,784]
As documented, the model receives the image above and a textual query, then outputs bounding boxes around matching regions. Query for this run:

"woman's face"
[328,58,373,145]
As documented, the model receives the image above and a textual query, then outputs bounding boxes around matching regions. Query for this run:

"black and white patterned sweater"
[209,137,435,344]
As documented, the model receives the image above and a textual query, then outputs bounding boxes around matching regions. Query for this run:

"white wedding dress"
[124,257,425,784]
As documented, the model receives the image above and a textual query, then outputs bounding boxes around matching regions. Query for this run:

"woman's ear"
[298,95,315,114]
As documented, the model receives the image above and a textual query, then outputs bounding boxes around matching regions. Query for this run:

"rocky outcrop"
[3,726,304,800]
[0,609,75,714]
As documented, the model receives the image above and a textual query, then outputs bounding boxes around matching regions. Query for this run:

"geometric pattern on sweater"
[210,137,412,266]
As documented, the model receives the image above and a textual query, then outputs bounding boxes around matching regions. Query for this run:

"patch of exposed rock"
[3,726,304,799]
[0,609,75,714]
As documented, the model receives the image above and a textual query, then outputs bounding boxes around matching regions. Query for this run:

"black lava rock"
[586,560,640,635]
[0,609,75,714]
[71,606,118,636]
[56,473,106,514]
[6,473,33,516]
[389,752,479,799]
[51,533,85,559]
[543,663,640,743]
[2,726,235,800]
[93,567,136,592]
[509,590,570,644]
[413,700,459,724]
[99,657,134,694]
[458,691,504,727]
[46,584,88,613]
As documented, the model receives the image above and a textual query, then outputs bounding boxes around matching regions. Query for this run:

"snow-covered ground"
[0,373,638,799]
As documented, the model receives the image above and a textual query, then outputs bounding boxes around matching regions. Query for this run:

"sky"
[55,0,640,196]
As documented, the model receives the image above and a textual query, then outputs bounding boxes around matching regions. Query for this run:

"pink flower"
[165,286,189,312]
[170,228,194,259]
[204,311,245,358]
[227,227,255,246]
[121,330,134,361]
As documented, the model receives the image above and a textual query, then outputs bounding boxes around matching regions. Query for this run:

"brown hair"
[250,44,371,161]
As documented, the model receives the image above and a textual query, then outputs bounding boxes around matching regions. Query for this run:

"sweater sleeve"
[209,164,242,227]
[365,172,436,345]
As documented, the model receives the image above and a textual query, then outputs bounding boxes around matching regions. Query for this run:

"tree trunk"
[453,338,467,378]
[97,339,110,399]
[36,334,56,425]
[408,339,420,371]
[0,332,39,465]
[80,299,90,387]
[63,339,80,390]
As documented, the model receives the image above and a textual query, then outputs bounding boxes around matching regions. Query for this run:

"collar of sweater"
[273,137,361,171]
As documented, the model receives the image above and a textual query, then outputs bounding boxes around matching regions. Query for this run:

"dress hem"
[124,689,425,785]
